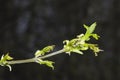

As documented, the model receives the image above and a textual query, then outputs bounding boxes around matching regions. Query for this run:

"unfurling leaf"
[35,45,55,57]
[82,22,97,41]
[0,53,13,71]
[91,34,100,40]
[87,22,96,34]
[88,44,103,56]
[63,22,102,56]
[0,53,13,62]
[35,50,44,57]
[4,53,13,60]
[72,49,83,54]
[42,45,55,52]
[36,59,54,69]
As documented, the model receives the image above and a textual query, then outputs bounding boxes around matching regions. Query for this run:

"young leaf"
[82,22,97,41]
[63,22,102,56]
[0,53,13,64]
[72,49,83,54]
[35,45,55,57]
[88,22,96,34]
[35,50,44,57]
[36,59,54,69]
[88,44,102,56]
[4,53,13,60]
[91,34,100,40]
[0,53,13,62]
[42,45,55,52]
[41,60,54,69]
[0,53,13,71]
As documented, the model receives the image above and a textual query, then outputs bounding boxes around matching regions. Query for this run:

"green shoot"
[0,22,102,71]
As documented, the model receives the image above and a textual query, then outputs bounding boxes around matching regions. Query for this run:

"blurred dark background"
[0,0,120,80]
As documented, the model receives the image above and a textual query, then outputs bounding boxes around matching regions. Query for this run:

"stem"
[7,58,35,65]
[7,49,65,65]
[39,49,65,59]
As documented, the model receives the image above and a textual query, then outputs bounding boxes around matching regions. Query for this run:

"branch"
[7,49,65,65]
[0,22,103,71]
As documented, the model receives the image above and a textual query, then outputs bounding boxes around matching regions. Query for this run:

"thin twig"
[7,49,65,65]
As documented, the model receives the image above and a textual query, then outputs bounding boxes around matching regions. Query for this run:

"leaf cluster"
[0,53,13,71]
[63,22,102,56]
[35,45,55,69]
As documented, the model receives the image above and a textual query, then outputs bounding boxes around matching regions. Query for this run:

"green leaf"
[41,60,54,69]
[0,53,13,62]
[42,45,55,53]
[88,22,96,34]
[80,46,88,50]
[72,49,83,54]
[82,22,97,41]
[63,22,102,56]
[35,50,44,57]
[36,59,54,69]
[5,53,13,60]
[91,34,100,40]
[0,53,13,71]
[88,44,102,56]
[35,45,55,57]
